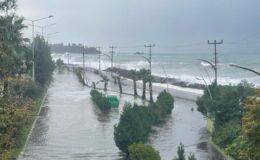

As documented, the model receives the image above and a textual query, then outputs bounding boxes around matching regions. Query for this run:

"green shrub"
[196,82,257,159]
[196,82,254,127]
[114,103,153,153]
[56,58,64,67]
[34,35,55,86]
[9,79,42,100]
[128,143,161,160]
[23,81,43,100]
[226,90,260,160]
[0,97,33,159]
[114,91,174,153]
[90,89,111,110]
[212,120,241,148]
[173,143,197,160]
[156,90,174,114]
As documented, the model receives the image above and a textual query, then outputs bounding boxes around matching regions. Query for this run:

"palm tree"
[139,69,150,100]
[148,73,154,103]
[0,2,27,96]
[117,75,122,94]
[101,75,109,91]
[130,69,139,97]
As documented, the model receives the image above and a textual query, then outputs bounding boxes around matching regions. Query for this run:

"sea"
[52,52,260,87]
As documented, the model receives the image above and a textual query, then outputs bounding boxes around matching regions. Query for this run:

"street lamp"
[28,23,56,37]
[196,76,213,101]
[25,15,54,81]
[66,53,70,65]
[160,64,169,92]
[135,45,155,103]
[102,53,113,76]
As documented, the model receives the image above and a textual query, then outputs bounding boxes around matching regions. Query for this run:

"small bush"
[212,120,241,148]
[173,143,197,160]
[75,68,85,85]
[128,143,161,160]
[114,90,174,153]
[90,89,111,110]
[9,79,42,100]
[114,104,153,153]
[150,90,174,123]
[56,58,64,67]
[196,82,254,127]
[23,81,43,100]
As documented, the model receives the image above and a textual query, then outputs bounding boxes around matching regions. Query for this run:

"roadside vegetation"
[114,90,174,154]
[128,143,161,160]
[74,68,86,85]
[90,89,111,111]
[56,58,64,73]
[0,1,54,159]
[173,143,197,160]
[196,81,260,159]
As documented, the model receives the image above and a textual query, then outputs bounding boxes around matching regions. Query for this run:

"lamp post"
[196,76,213,101]
[25,15,54,81]
[135,44,155,103]
[103,53,113,76]
[96,47,102,72]
[66,53,70,65]
[28,23,56,37]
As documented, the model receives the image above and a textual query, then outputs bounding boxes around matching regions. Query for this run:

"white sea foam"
[52,53,260,87]
[200,62,211,67]
[153,83,204,95]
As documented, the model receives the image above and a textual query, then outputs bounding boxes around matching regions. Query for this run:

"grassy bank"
[12,83,50,160]
[206,118,234,160]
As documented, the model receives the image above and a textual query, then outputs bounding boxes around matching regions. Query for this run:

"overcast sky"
[17,0,260,53]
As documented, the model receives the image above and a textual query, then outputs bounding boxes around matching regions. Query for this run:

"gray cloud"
[18,0,260,53]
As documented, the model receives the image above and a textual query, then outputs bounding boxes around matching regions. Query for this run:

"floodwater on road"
[19,69,223,160]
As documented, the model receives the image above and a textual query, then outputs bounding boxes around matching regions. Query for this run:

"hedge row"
[114,90,174,153]
[90,89,111,110]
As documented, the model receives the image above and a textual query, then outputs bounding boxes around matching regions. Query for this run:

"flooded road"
[20,70,124,160]
[149,98,222,160]
[19,70,222,160]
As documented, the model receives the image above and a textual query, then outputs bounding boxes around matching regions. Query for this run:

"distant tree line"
[49,43,99,54]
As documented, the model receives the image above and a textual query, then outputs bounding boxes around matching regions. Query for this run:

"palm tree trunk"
[142,81,146,100]
[104,80,108,91]
[117,76,122,94]
[133,78,138,97]
[149,81,154,103]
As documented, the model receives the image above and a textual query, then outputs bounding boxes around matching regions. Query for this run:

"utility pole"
[208,40,223,85]
[109,46,116,69]
[97,46,102,72]
[67,53,70,65]
[109,46,117,76]
[145,44,155,103]
[82,48,85,70]
[25,15,54,81]
[32,21,35,81]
